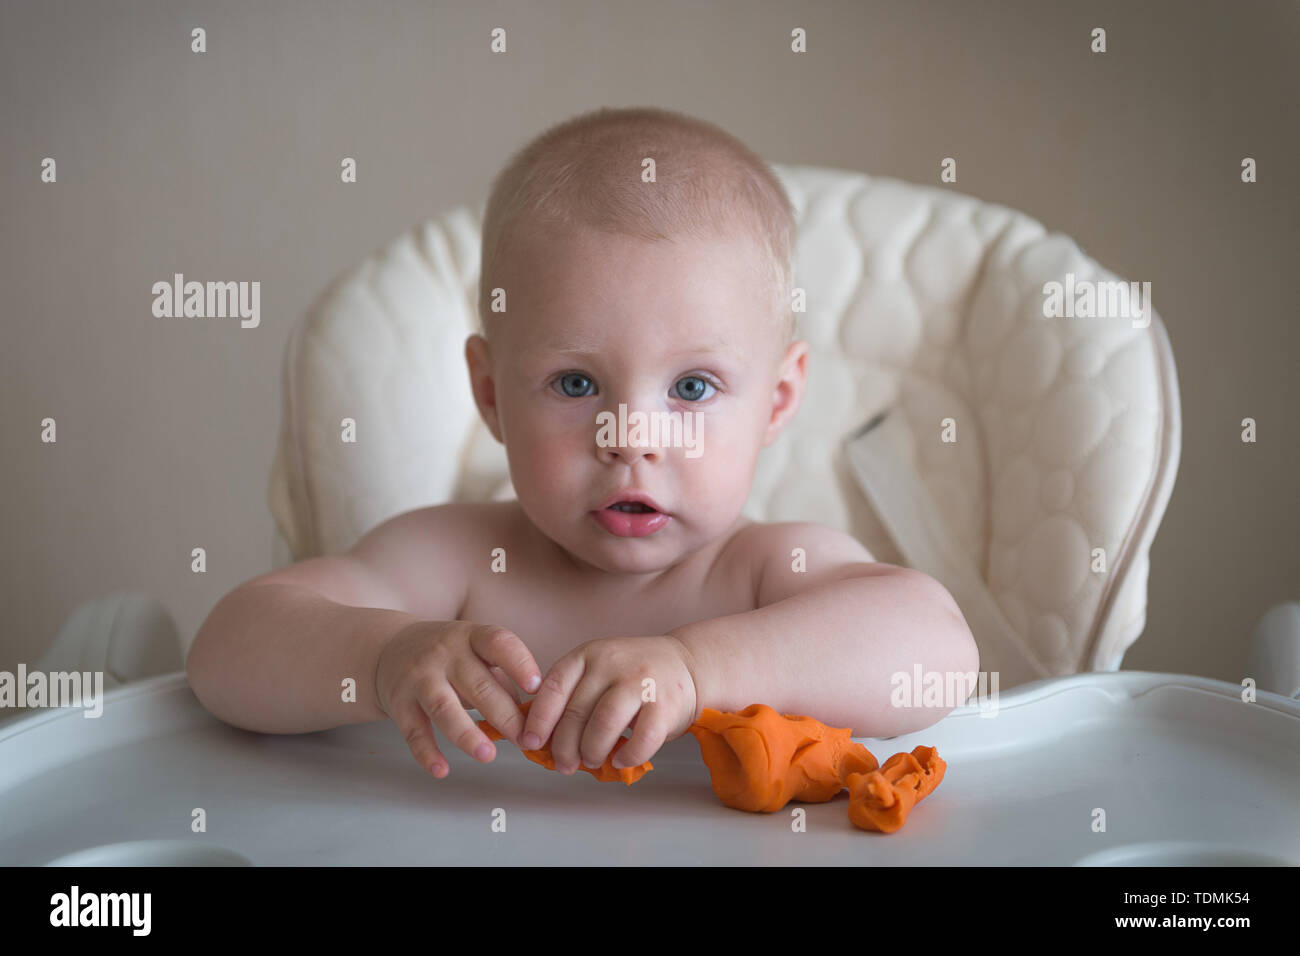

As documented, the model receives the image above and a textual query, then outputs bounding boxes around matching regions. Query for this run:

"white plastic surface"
[1,671,1297,866]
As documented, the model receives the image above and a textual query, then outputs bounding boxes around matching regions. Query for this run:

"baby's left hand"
[520,635,699,774]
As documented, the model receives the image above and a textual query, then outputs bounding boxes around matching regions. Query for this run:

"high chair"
[267,164,1181,690]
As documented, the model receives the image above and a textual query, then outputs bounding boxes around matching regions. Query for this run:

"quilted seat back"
[269,165,1181,687]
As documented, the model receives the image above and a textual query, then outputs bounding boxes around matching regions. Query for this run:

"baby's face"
[468,226,806,578]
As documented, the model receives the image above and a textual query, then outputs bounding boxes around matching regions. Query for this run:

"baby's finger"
[549,676,607,775]
[452,655,527,749]
[454,673,515,712]
[579,689,642,771]
[417,679,499,764]
[523,655,584,758]
[610,700,670,769]
[395,700,451,778]
[489,665,522,705]
[469,625,542,697]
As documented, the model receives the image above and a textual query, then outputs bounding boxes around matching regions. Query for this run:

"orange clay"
[476,698,653,785]
[686,703,881,813]
[479,698,945,834]
[845,746,946,833]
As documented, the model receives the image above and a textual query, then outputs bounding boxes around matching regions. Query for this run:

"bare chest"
[459,555,756,675]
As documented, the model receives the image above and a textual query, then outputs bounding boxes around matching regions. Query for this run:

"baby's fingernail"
[475,742,493,760]
[521,732,541,749]
[526,674,541,692]
[611,756,626,769]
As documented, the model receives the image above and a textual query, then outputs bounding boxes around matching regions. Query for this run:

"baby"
[186,107,978,781]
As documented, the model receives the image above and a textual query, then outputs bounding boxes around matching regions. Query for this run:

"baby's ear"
[762,340,809,445]
[464,334,504,442]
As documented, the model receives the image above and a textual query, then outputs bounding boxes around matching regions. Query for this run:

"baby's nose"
[593,403,665,463]
[597,437,662,465]
[602,444,660,465]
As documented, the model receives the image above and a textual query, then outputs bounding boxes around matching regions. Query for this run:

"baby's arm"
[186,507,468,734]
[669,522,979,738]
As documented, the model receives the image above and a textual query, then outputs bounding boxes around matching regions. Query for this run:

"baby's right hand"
[375,621,542,779]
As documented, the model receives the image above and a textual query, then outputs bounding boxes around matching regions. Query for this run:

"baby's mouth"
[590,498,671,537]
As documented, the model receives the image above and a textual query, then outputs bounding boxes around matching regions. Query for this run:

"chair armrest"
[1247,602,1300,698]
[32,594,183,690]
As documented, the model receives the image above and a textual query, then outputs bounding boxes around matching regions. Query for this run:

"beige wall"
[2,0,1296,685]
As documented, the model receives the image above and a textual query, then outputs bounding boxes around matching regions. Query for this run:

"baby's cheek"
[694,413,758,474]
[682,447,750,510]
[511,426,575,484]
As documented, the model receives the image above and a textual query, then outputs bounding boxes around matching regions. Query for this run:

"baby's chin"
[537,514,704,577]
[566,528,688,576]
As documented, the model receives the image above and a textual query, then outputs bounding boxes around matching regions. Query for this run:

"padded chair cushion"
[269,165,1180,683]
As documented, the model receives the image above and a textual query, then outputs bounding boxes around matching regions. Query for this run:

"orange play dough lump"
[686,703,881,813]
[476,698,653,785]
[845,746,946,833]
[476,698,946,833]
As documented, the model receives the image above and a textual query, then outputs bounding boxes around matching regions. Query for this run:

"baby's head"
[466,107,808,576]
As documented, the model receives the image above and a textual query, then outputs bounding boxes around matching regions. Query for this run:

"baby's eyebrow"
[526,339,744,363]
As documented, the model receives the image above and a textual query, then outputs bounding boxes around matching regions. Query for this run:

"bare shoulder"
[731,520,900,607]
[350,500,513,557]
[347,500,517,620]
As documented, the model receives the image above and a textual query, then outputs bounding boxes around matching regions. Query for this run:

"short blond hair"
[478,106,795,345]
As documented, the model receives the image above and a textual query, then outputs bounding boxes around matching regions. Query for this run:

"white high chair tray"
[1,671,1296,866]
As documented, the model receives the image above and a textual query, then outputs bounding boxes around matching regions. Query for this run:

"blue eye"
[554,372,595,397]
[673,375,715,401]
